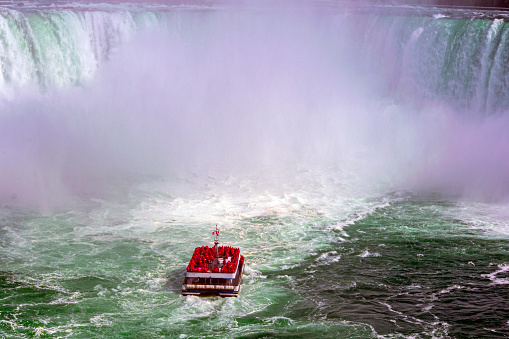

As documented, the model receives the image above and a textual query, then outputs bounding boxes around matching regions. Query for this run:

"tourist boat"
[182,226,245,297]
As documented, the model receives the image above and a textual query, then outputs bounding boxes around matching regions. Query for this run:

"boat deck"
[182,260,244,297]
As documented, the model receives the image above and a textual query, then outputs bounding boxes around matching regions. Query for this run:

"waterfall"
[0,8,158,98]
[345,13,509,113]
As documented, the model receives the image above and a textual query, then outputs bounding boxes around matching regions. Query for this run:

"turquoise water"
[2,181,509,338]
[1,2,509,338]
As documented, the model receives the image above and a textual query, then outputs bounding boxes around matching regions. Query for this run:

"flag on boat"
[212,229,220,236]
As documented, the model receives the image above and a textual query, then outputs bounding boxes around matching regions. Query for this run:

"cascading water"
[350,13,509,114]
[1,2,509,338]
[0,8,152,97]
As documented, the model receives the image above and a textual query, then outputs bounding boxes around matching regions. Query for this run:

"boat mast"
[214,224,219,257]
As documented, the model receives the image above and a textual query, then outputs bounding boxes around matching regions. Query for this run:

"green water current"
[1,184,509,338]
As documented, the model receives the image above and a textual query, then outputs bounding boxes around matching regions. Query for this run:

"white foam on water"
[448,200,509,236]
[438,284,464,295]
[358,250,381,258]
[317,250,342,263]
[482,263,509,285]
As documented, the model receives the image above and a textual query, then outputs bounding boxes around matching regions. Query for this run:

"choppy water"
[2,178,509,338]
[2,1,509,338]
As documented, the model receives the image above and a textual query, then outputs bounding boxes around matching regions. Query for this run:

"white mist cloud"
[1,3,509,211]
[0,6,378,209]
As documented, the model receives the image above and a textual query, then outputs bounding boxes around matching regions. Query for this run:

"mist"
[1,3,509,211]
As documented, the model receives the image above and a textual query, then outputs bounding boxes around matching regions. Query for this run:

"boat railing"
[183,260,244,291]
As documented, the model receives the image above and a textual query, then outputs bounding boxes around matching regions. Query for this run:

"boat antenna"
[214,224,219,257]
